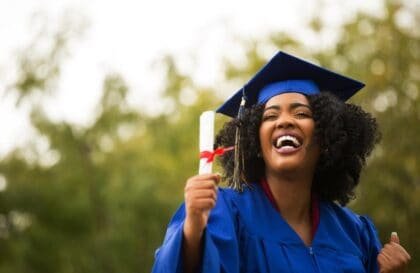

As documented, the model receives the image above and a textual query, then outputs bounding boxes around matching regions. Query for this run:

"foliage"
[0,1,418,272]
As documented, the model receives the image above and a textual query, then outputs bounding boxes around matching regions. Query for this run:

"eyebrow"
[263,102,312,113]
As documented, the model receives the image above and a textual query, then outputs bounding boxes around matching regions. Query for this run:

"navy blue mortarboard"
[216,51,365,117]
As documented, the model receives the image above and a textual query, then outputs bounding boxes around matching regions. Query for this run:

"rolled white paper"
[199,111,215,174]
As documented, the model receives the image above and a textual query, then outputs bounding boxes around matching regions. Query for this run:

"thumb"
[390,231,400,244]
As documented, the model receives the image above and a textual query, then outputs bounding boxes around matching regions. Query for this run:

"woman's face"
[259,92,320,175]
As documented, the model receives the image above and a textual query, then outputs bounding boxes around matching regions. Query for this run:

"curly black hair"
[215,92,380,206]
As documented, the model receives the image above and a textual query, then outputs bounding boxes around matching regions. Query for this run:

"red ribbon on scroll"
[199,146,234,163]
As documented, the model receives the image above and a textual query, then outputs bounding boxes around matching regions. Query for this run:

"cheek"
[308,126,317,143]
[258,125,271,151]
[307,125,321,157]
[303,120,316,138]
[309,143,321,159]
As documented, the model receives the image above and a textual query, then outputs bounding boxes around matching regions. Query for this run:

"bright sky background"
[0,0,385,157]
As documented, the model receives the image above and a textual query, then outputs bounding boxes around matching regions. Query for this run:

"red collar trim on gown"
[260,178,320,239]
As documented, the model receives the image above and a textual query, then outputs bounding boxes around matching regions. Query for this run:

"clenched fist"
[183,173,220,239]
[378,232,411,273]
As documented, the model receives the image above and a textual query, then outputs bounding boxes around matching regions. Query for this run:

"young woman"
[152,51,410,273]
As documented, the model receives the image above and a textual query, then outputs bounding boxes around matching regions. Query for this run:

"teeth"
[276,135,301,148]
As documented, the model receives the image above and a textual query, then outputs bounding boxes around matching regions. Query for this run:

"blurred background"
[0,0,419,272]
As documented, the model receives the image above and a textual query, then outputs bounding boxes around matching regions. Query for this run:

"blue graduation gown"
[152,184,381,273]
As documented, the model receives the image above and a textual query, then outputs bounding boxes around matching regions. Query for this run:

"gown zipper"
[308,246,320,273]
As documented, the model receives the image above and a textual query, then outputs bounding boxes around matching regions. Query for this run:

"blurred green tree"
[0,23,220,272]
[334,3,420,270]
[0,0,418,272]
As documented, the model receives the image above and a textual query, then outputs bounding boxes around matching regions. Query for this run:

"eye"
[296,112,308,117]
[295,111,312,118]
[262,113,278,121]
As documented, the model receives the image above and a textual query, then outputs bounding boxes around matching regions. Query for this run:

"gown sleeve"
[151,189,240,273]
[360,215,382,273]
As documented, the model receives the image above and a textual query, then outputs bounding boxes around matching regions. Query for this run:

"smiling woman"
[215,91,379,206]
[152,51,411,273]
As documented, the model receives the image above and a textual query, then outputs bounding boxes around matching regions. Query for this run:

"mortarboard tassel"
[232,89,247,191]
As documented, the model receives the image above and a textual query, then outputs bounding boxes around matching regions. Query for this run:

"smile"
[273,134,303,154]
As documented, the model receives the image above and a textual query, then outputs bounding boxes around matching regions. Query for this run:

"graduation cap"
[216,51,365,190]
[217,51,365,118]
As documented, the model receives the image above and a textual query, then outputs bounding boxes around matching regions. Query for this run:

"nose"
[276,114,295,129]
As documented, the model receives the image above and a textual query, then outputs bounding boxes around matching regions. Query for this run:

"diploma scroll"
[199,111,215,174]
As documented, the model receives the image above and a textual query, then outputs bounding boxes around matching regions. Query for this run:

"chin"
[269,159,304,173]
[263,148,319,175]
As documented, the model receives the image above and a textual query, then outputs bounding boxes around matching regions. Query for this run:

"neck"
[265,169,313,224]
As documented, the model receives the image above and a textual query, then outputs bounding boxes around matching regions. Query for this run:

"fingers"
[184,173,220,213]
[377,244,411,272]
[184,175,220,209]
[183,174,220,237]
[390,231,400,244]
[185,174,220,191]
[187,173,221,184]
[185,189,217,209]
[378,232,411,272]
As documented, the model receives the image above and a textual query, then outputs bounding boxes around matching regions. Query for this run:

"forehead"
[264,92,309,107]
